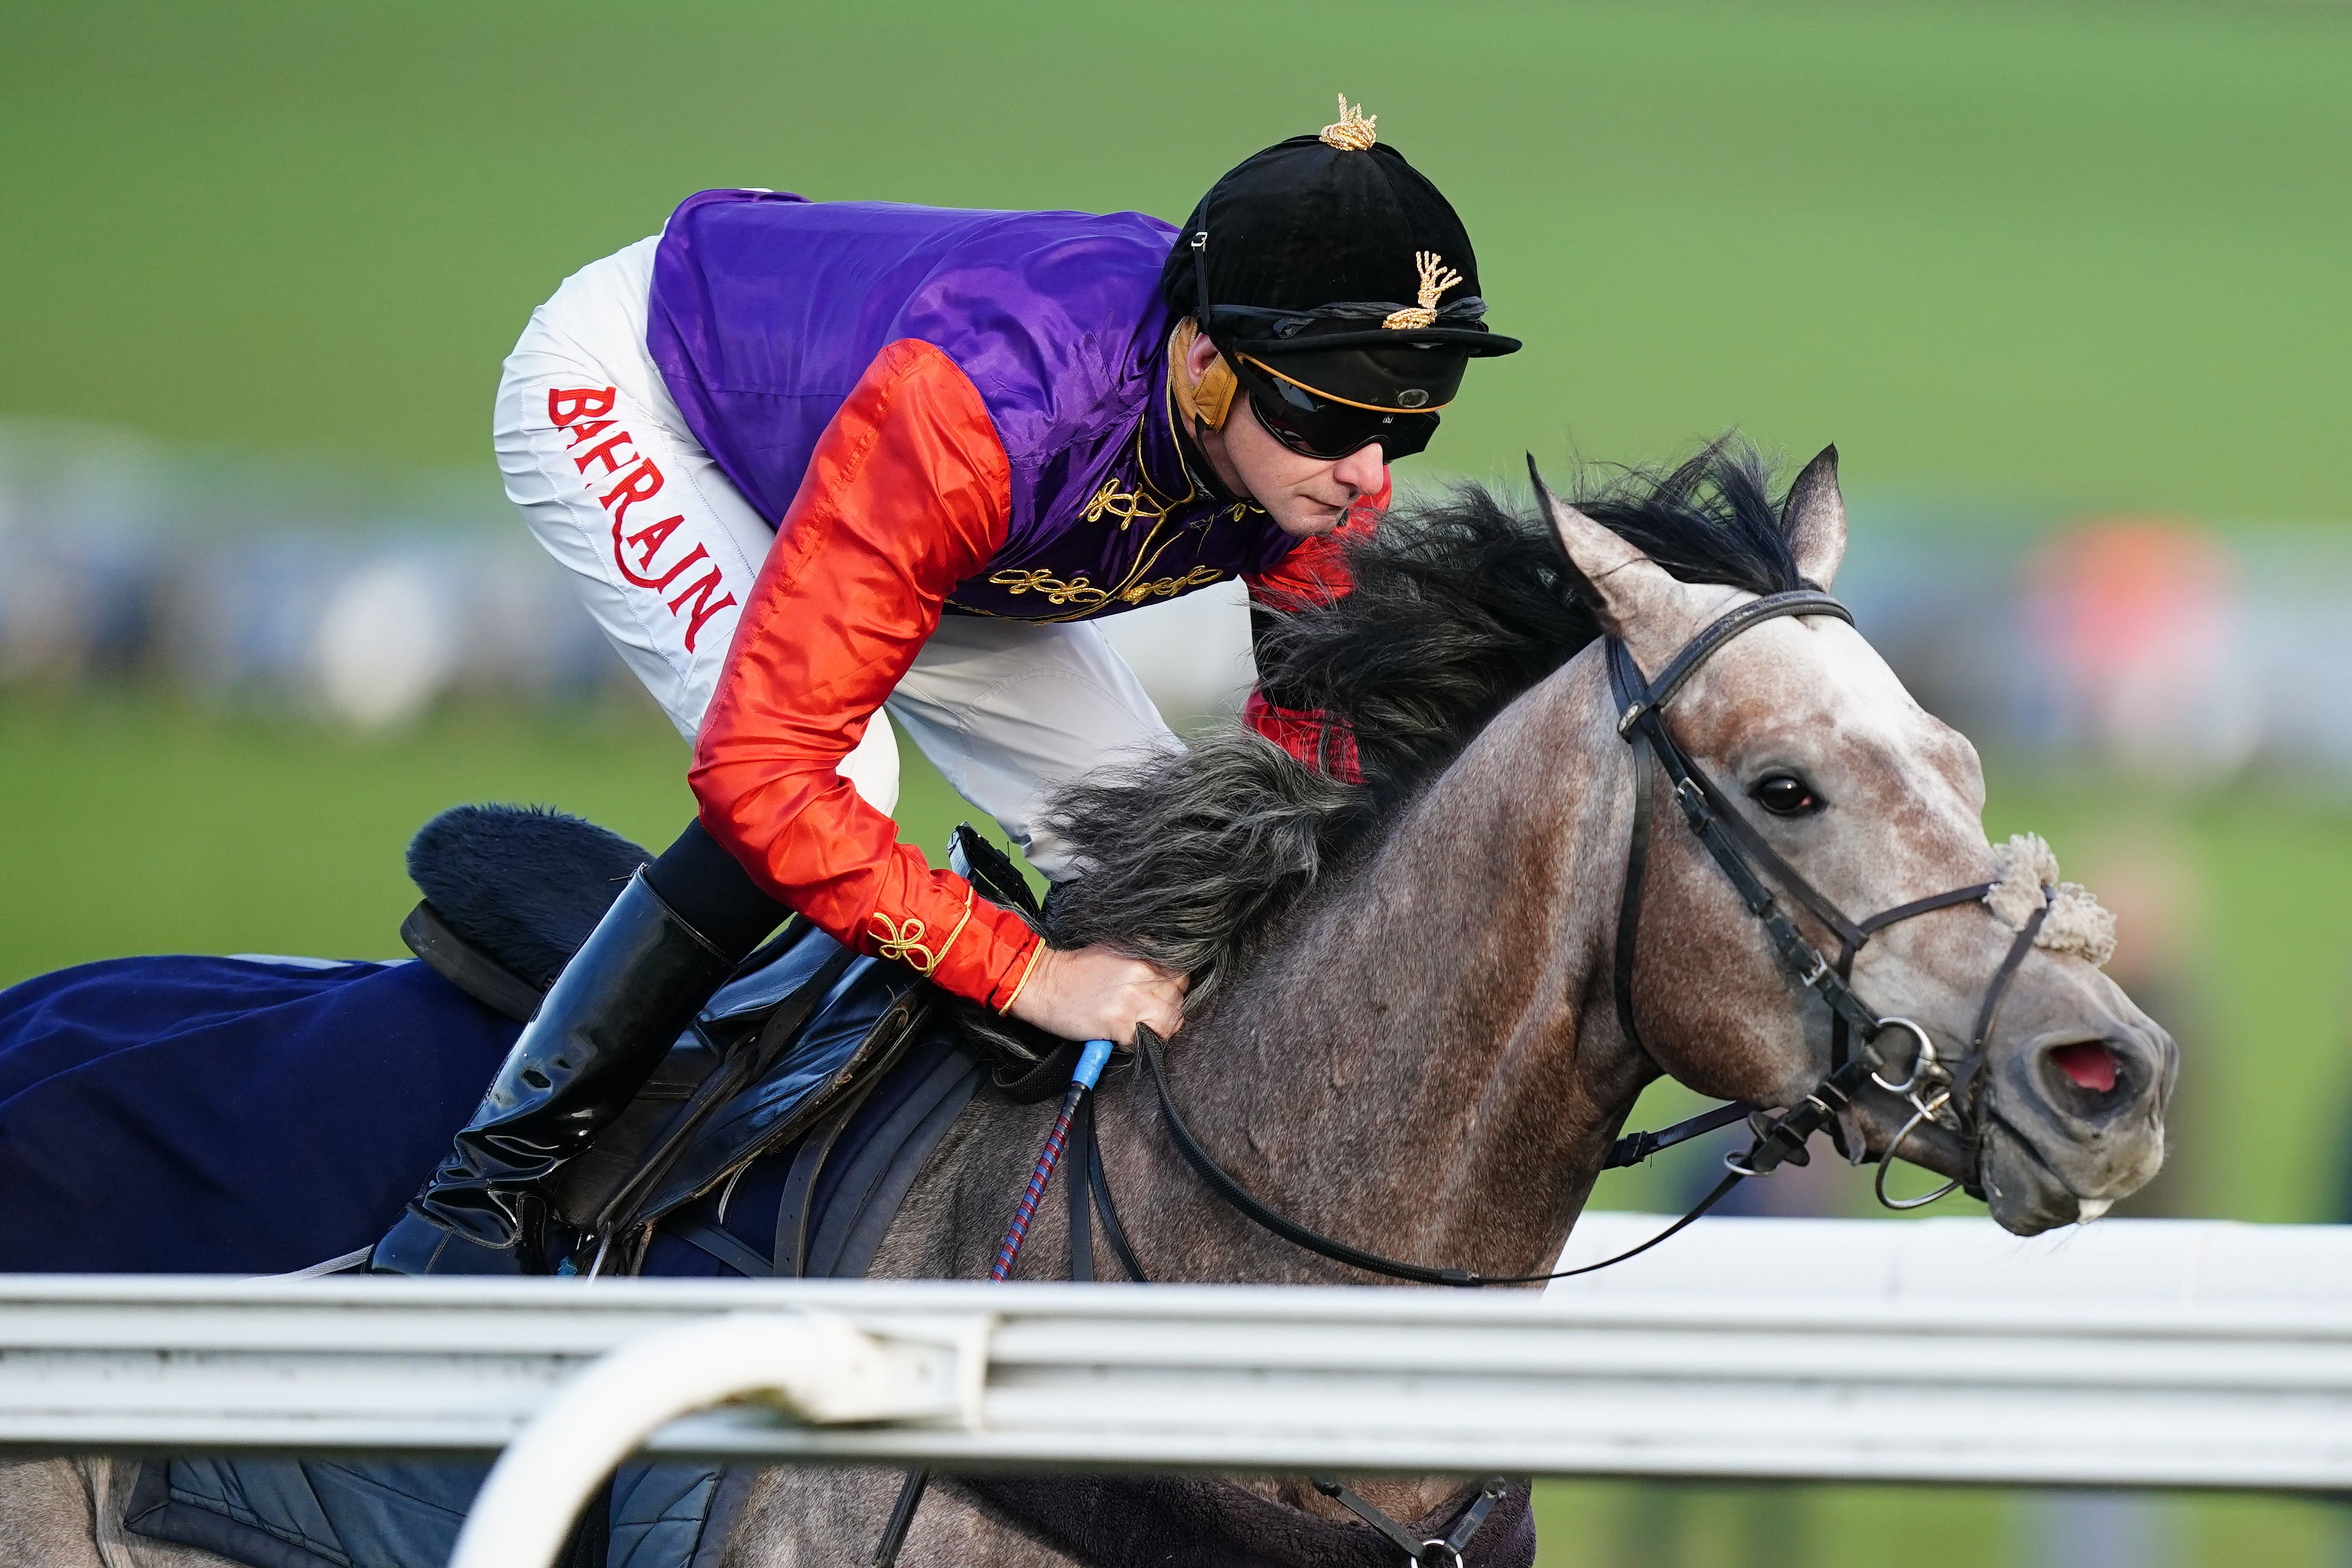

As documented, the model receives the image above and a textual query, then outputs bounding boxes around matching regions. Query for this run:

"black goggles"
[1232,355,1440,462]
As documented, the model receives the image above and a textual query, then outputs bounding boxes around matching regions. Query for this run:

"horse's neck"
[1123,656,1647,1286]
[869,663,1644,1536]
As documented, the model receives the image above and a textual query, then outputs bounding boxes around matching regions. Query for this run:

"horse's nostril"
[2050,1041,2118,1094]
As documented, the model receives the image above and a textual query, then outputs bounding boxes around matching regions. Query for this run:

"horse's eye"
[1752,774,1820,817]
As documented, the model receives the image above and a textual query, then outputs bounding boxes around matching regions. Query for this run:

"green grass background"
[5,1,2351,1563]
[5,0,2349,518]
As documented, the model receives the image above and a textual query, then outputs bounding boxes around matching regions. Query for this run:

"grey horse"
[4,444,2173,1566]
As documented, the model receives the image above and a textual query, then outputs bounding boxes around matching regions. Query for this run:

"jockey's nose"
[1333,445,1387,497]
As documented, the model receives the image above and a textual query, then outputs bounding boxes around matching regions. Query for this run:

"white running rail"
[0,1216,2344,1566]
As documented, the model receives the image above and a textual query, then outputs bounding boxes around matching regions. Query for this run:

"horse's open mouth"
[1966,1005,2173,1235]
[2050,1040,2118,1093]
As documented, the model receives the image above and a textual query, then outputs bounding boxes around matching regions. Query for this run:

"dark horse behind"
[0,441,2174,1568]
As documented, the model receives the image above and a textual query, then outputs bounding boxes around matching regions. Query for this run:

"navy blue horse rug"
[0,954,520,1275]
[0,943,956,1568]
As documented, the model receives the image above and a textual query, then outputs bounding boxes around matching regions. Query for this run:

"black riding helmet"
[1159,97,1520,459]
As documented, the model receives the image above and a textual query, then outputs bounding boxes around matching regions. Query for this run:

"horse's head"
[1536,449,2175,1236]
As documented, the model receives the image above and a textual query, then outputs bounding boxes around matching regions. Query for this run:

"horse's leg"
[0,1459,108,1568]
[0,1458,235,1568]
[725,1467,1084,1568]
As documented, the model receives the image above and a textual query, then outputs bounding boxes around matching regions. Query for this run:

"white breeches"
[491,237,1177,880]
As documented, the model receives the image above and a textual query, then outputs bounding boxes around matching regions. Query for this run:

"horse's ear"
[1527,455,1677,637]
[1783,444,1846,590]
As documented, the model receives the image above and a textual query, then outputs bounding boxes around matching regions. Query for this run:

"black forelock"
[1578,436,1809,599]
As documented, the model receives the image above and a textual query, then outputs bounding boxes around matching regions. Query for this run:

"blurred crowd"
[0,420,1257,732]
[6,420,2351,777]
[1848,506,2352,785]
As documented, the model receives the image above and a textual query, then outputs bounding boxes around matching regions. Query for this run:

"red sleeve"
[1238,477,1389,782]
[689,338,1044,1012]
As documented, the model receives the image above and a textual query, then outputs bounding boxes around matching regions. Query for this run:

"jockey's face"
[1184,331,1388,539]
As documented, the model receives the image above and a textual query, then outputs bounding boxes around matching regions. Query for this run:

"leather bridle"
[1133,586,2063,1287]
[1603,589,2049,1209]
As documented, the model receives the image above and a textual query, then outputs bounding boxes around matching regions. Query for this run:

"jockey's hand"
[1010,944,1187,1046]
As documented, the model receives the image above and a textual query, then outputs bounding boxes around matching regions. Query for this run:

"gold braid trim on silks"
[1083,476,1171,533]
[998,938,1047,1016]
[868,885,975,977]
[1119,564,1221,605]
[1383,251,1464,331]
[988,567,1110,608]
[1320,94,1377,152]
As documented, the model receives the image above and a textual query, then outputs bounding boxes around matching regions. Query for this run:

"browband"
[1615,590,1851,735]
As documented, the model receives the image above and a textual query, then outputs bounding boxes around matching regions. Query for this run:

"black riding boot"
[370,869,738,1274]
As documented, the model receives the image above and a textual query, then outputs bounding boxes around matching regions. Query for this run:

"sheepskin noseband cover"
[1985,833,2116,967]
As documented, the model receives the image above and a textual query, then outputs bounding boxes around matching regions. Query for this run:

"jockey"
[372,97,1519,1272]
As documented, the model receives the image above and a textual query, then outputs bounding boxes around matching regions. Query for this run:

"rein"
[1132,588,2055,1291]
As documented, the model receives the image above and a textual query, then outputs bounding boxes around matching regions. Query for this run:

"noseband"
[1132,589,2057,1290]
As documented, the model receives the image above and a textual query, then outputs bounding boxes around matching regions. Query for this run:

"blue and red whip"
[878,1037,1118,1565]
[989,1037,1113,1282]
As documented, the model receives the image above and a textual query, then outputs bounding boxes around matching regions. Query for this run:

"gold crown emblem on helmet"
[1383,251,1464,331]
[1320,94,1378,152]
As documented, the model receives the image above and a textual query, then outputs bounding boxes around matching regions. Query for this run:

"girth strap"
[668,1217,774,1278]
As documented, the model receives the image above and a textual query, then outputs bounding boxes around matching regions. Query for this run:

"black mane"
[1041,439,1812,1009]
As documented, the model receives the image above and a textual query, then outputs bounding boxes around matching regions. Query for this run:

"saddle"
[400,806,1056,1271]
